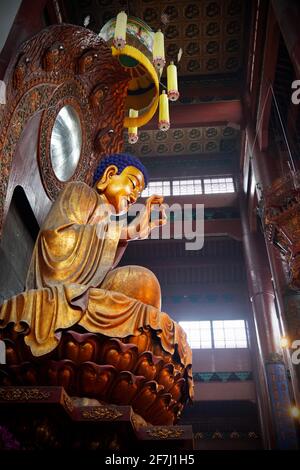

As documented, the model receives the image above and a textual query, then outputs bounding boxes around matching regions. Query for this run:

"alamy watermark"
[96,202,205,251]
[0,81,6,105]
[0,340,5,364]
[291,80,300,104]
[291,340,300,365]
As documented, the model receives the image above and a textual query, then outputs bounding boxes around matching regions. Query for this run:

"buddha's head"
[93,153,148,214]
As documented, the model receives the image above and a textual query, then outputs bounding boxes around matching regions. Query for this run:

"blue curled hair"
[93,153,149,187]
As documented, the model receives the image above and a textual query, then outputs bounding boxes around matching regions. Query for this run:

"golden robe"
[0,182,191,374]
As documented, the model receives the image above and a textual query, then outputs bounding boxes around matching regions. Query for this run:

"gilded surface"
[81,406,123,421]
[0,388,51,401]
[0,173,194,424]
[0,177,192,383]
[63,394,75,413]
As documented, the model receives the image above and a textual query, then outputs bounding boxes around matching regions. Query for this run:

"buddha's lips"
[127,195,137,204]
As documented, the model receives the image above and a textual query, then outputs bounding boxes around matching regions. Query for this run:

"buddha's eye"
[129,177,136,189]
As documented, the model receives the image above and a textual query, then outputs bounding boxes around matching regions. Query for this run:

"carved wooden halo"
[38,79,93,200]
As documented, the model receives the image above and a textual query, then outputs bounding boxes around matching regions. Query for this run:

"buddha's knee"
[101,265,161,310]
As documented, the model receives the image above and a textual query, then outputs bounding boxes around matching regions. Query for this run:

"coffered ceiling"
[129,0,246,77]
[124,124,240,158]
[68,0,247,77]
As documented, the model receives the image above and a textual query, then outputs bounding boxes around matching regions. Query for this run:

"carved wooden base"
[0,386,193,451]
[0,327,192,426]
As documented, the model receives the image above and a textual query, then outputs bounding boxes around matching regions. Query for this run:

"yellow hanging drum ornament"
[113,11,127,50]
[158,90,170,131]
[100,14,179,132]
[167,61,180,101]
[100,15,160,129]
[128,109,139,144]
[152,30,166,70]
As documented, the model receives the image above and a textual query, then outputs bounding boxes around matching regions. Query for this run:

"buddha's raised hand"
[127,194,167,240]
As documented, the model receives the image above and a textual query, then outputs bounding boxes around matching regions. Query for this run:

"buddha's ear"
[95,165,118,192]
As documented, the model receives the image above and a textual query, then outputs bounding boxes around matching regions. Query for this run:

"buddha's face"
[97,165,145,214]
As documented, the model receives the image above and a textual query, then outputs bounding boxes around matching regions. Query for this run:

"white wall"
[0,1,22,54]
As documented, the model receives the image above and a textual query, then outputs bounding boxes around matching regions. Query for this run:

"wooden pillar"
[272,0,300,77]
[241,198,282,360]
[246,114,300,408]
[240,196,298,449]
[245,115,278,190]
[242,1,300,447]
[256,3,280,151]
[240,196,277,449]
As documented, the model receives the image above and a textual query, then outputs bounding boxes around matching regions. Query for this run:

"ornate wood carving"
[262,172,300,290]
[81,406,123,421]
[0,386,193,450]
[0,387,51,401]
[0,24,130,233]
[146,427,184,439]
[63,392,75,414]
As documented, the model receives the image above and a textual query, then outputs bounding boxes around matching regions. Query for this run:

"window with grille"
[203,177,235,194]
[179,321,212,349]
[141,177,235,197]
[141,181,171,197]
[179,319,248,349]
[212,320,248,348]
[172,179,202,195]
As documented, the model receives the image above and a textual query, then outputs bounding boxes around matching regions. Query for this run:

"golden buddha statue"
[0,154,192,425]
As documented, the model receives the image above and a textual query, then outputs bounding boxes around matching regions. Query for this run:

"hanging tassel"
[152,30,166,70]
[113,11,127,49]
[167,61,180,101]
[158,90,170,131]
[128,109,139,144]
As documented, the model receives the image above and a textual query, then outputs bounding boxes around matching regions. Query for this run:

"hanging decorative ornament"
[128,109,139,144]
[153,29,166,70]
[167,61,179,101]
[158,90,170,131]
[177,47,183,64]
[100,15,160,128]
[100,13,180,132]
[83,15,90,27]
[113,11,127,49]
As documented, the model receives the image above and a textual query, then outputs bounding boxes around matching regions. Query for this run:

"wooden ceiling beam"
[161,194,239,208]
[150,219,242,242]
[272,0,300,78]
[256,3,280,151]
[143,100,243,130]
[178,82,241,100]
[240,0,267,194]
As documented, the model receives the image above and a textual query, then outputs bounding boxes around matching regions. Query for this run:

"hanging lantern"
[152,30,165,70]
[113,11,127,49]
[158,90,170,131]
[167,61,180,101]
[128,109,139,144]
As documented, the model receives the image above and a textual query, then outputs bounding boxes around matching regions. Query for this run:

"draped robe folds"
[0,182,192,379]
